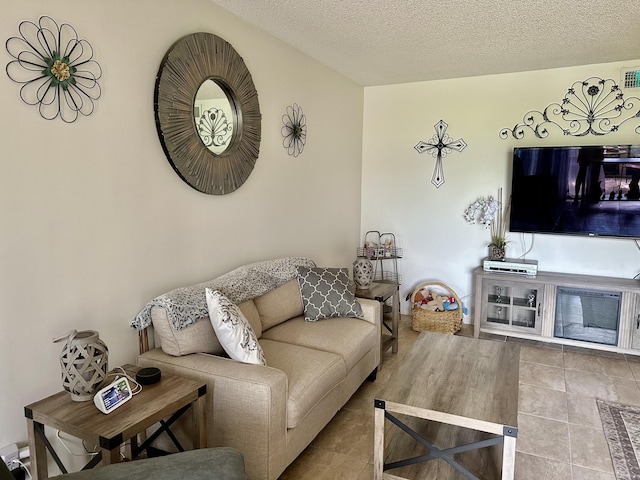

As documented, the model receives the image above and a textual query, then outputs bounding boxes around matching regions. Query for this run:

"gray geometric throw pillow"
[297,267,363,322]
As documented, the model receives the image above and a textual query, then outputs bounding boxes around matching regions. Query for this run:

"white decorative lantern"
[353,257,374,290]
[53,330,108,401]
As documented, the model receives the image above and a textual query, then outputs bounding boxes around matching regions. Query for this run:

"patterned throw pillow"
[297,267,363,322]
[205,289,266,365]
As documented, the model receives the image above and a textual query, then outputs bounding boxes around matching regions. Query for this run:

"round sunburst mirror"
[154,33,261,195]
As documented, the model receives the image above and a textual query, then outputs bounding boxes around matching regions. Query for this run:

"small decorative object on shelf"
[53,330,108,401]
[527,293,536,308]
[357,231,403,285]
[281,103,307,157]
[5,16,102,123]
[464,187,510,260]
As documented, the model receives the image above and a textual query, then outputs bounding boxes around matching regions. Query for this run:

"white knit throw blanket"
[131,257,316,331]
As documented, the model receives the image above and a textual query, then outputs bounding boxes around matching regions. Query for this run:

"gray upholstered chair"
[1,448,246,480]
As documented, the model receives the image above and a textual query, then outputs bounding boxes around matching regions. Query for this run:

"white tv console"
[472,266,640,355]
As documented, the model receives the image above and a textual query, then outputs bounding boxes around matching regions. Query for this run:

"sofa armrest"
[356,297,381,326]
[137,348,288,480]
[356,297,381,367]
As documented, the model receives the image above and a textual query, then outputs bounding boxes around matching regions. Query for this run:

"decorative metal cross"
[414,119,467,188]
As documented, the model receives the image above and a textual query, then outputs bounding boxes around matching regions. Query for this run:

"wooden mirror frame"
[154,33,261,195]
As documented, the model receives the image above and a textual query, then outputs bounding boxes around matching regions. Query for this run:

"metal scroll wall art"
[500,76,640,139]
[5,16,102,123]
[414,119,467,188]
[281,103,307,157]
[198,108,233,150]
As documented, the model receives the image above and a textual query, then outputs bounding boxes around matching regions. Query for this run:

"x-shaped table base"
[374,399,517,480]
[383,410,507,480]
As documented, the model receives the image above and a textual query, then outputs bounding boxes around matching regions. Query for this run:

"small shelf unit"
[358,231,403,285]
[357,231,403,361]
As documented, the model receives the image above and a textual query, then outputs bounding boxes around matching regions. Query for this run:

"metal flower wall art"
[5,16,102,123]
[500,77,640,139]
[281,103,307,157]
[414,119,467,188]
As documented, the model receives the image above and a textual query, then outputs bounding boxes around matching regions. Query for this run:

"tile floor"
[279,316,640,479]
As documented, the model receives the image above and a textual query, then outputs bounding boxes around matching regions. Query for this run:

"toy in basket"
[410,282,463,334]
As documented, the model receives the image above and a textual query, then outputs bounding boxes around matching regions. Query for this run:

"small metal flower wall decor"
[500,76,640,139]
[5,16,102,123]
[281,103,307,157]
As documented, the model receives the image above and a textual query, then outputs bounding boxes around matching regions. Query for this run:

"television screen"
[510,145,640,238]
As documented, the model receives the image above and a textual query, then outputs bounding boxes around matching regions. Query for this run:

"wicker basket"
[411,281,463,334]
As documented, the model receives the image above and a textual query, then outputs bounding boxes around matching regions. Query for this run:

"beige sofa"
[136,271,380,480]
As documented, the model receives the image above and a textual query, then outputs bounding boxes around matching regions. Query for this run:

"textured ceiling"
[209,0,640,86]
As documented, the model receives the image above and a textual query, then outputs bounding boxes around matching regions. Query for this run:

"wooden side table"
[25,365,206,480]
[356,281,399,368]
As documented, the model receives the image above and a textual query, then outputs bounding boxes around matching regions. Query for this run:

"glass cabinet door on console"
[481,280,544,334]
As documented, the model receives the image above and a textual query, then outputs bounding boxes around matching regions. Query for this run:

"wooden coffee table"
[374,332,519,480]
[25,364,207,479]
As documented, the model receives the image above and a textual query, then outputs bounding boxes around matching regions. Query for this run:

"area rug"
[597,399,640,480]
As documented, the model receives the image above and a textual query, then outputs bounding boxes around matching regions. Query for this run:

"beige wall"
[362,59,640,316]
[0,0,364,455]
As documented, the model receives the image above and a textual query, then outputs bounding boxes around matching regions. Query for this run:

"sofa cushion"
[296,267,363,321]
[253,279,303,331]
[260,339,345,429]
[207,289,266,365]
[152,299,261,357]
[261,316,377,371]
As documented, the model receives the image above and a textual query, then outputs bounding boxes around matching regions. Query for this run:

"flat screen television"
[510,145,640,238]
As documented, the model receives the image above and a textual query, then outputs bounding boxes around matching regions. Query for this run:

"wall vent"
[621,68,640,89]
